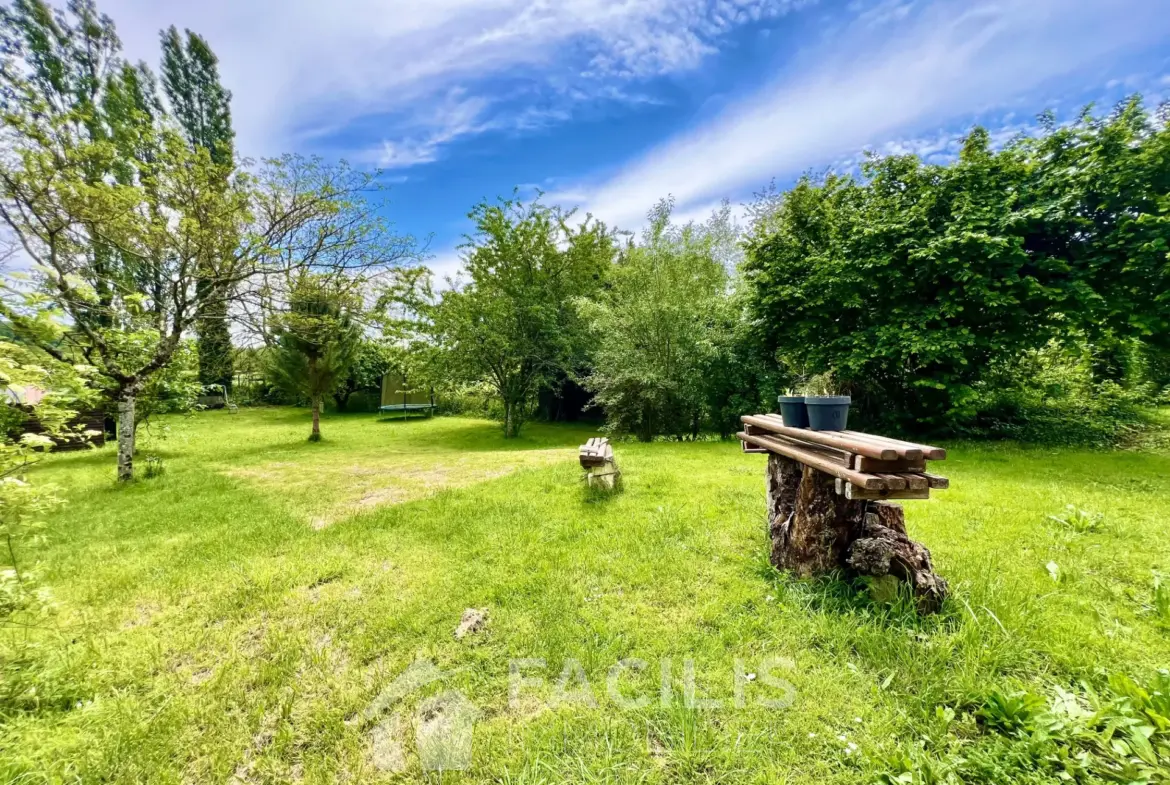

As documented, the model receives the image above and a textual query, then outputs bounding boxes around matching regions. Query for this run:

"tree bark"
[116,395,136,482]
[765,454,947,613]
[503,400,520,438]
[310,395,322,441]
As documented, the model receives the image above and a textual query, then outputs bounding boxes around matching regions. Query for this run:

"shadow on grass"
[374,414,436,425]
[754,555,961,631]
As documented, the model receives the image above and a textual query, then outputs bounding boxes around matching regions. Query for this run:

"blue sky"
[102,0,1170,279]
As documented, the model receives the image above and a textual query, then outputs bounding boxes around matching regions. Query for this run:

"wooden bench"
[736,413,949,613]
[579,437,620,490]
[737,414,948,500]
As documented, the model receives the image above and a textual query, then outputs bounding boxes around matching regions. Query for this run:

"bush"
[877,672,1170,784]
[957,342,1154,445]
[742,100,1170,438]
[434,382,506,419]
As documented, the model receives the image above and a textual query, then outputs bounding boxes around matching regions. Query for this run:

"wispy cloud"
[103,0,810,157]
[551,0,1170,230]
[375,90,494,168]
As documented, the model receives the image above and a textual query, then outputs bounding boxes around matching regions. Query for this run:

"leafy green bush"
[743,100,1170,439]
[579,198,734,441]
[957,342,1153,445]
[876,672,1170,784]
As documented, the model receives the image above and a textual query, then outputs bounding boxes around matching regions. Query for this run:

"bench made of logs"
[579,437,620,490]
[737,414,948,501]
[736,414,949,613]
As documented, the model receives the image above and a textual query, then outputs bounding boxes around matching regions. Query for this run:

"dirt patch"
[224,448,569,529]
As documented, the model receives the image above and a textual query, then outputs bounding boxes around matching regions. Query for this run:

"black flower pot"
[805,395,851,431]
[777,395,809,428]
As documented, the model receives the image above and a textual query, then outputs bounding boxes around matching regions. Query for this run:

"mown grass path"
[5,408,1170,783]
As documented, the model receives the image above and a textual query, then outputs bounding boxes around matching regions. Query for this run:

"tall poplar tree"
[159,25,236,392]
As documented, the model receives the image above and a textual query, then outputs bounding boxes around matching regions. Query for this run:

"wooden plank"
[852,455,927,473]
[753,414,906,461]
[901,473,929,491]
[766,433,852,468]
[839,430,945,461]
[844,484,930,501]
[875,473,909,491]
[741,415,897,461]
[832,430,923,461]
[834,478,930,500]
[737,431,885,490]
[917,472,949,489]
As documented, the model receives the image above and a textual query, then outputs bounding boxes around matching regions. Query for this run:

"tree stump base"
[579,438,621,492]
[765,454,947,613]
[586,461,621,492]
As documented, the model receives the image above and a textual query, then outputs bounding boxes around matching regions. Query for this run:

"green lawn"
[4,408,1170,783]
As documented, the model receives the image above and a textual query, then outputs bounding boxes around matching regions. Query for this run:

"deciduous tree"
[579,198,731,440]
[433,195,615,437]
[267,275,361,441]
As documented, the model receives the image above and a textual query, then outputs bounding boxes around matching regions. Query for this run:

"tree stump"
[765,454,947,613]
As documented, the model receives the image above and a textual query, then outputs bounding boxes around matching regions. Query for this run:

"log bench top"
[579,437,614,468]
[737,414,949,501]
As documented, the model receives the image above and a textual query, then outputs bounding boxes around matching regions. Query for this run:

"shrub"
[957,341,1153,445]
[877,672,1170,784]
[743,100,1170,438]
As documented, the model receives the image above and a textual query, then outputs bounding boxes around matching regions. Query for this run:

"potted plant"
[804,371,851,431]
[776,388,809,428]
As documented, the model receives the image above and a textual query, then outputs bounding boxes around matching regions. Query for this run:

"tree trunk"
[765,454,948,613]
[503,401,518,438]
[310,396,322,442]
[116,395,136,482]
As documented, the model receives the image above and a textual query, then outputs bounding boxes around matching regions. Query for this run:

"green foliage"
[332,339,394,411]
[804,370,841,397]
[161,24,236,391]
[579,198,731,441]
[433,193,616,437]
[143,454,165,479]
[1152,574,1170,623]
[743,100,1170,437]
[961,341,1153,445]
[0,0,256,479]
[1047,504,1106,534]
[159,25,234,166]
[880,673,1170,784]
[266,275,362,440]
[0,339,92,711]
[367,265,444,410]
[135,338,202,425]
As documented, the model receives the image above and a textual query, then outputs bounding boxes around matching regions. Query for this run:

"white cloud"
[425,248,468,291]
[376,90,494,168]
[552,0,1170,230]
[100,0,809,158]
[372,91,575,168]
